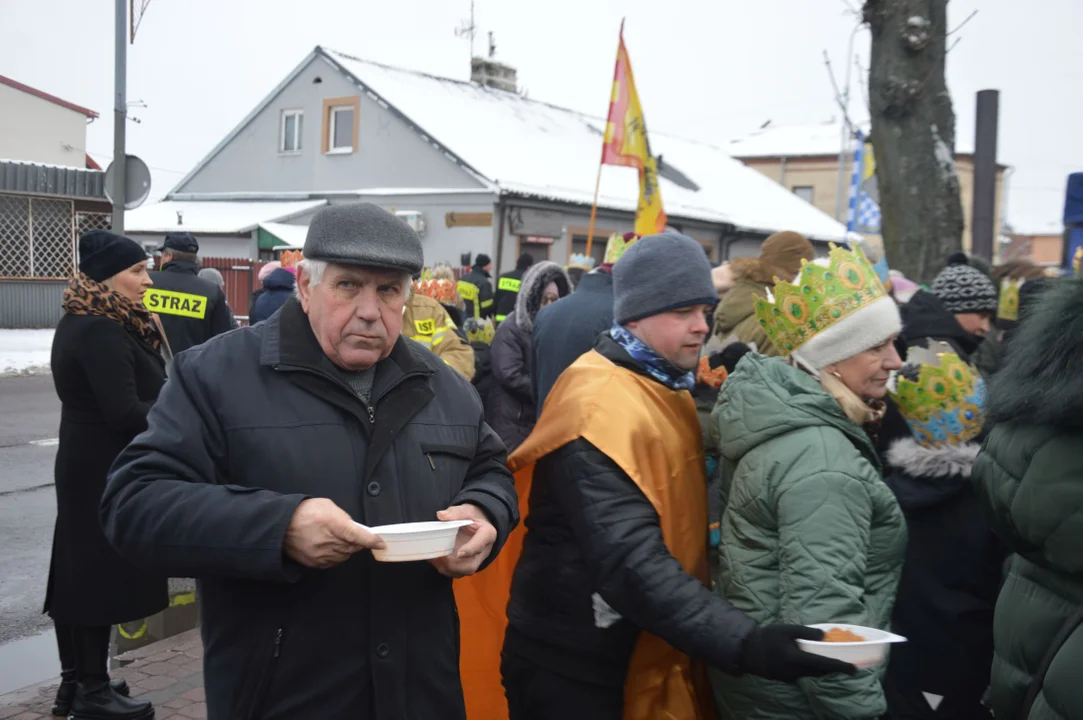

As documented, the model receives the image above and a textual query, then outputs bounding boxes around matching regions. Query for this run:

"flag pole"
[586,18,626,259]
[584,164,603,257]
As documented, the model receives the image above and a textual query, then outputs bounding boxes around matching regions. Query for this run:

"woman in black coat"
[486,261,570,452]
[46,231,166,720]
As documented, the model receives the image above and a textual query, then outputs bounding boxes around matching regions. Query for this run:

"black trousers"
[501,649,624,720]
[55,621,112,683]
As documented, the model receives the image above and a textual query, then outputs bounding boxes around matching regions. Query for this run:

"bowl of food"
[361,520,473,562]
[796,623,907,669]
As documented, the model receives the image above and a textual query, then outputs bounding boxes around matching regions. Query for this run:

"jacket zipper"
[367,405,375,424]
[426,453,435,470]
[249,627,283,720]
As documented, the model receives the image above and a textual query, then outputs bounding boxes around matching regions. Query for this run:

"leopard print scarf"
[62,273,163,353]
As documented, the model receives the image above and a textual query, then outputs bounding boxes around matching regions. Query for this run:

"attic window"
[322,96,360,154]
[280,110,303,153]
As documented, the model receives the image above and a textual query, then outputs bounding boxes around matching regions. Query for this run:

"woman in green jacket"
[711,244,908,719]
[972,277,1083,720]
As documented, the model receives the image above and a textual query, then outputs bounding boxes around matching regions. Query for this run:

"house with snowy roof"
[128,46,851,271]
[728,120,1007,255]
[0,75,113,328]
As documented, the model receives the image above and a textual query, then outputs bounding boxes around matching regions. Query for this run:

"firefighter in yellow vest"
[493,253,535,323]
[146,233,233,353]
[402,291,475,380]
[455,233,853,720]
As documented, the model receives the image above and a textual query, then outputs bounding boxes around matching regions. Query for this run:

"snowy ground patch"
[0,329,54,376]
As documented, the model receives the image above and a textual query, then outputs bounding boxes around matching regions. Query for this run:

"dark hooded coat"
[486,262,570,452]
[972,278,1083,720]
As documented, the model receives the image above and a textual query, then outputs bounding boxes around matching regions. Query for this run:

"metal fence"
[0,193,111,280]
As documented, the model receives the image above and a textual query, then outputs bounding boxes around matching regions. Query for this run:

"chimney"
[471,57,517,93]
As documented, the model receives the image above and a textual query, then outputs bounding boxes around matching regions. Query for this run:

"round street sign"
[104,154,152,210]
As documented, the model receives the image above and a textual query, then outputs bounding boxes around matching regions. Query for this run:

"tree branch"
[947,9,978,36]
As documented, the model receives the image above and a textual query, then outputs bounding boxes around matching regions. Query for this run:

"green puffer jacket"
[710,354,907,719]
[972,278,1083,720]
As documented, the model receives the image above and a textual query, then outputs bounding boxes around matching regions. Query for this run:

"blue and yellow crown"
[567,253,596,271]
[889,343,985,448]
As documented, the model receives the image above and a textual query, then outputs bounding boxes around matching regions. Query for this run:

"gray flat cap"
[303,203,423,273]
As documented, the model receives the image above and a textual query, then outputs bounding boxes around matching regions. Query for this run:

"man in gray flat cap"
[102,203,519,719]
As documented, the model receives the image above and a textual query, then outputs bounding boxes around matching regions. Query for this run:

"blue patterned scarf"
[609,323,695,391]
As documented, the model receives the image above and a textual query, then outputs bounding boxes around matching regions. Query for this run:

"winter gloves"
[740,624,857,682]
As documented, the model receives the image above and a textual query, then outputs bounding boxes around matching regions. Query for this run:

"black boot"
[69,626,152,720]
[53,674,132,717]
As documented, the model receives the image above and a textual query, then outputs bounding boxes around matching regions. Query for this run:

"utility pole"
[112,0,127,233]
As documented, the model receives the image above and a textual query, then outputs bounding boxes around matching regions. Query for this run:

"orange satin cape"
[455,349,714,720]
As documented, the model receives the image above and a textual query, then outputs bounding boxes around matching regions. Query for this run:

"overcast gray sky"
[3,0,1080,233]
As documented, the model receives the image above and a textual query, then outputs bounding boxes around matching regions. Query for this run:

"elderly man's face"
[298,263,409,371]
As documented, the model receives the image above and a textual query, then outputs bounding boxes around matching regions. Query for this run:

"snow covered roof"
[259,221,308,248]
[729,120,977,159]
[317,48,847,240]
[125,199,327,234]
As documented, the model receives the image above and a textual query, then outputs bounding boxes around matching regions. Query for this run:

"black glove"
[739,624,857,683]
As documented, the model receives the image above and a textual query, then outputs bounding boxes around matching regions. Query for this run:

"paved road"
[0,375,61,645]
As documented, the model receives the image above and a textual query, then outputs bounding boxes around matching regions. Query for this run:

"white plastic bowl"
[796,623,907,669]
[361,520,474,562]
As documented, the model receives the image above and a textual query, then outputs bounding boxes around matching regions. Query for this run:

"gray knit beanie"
[931,257,998,314]
[613,233,717,324]
[303,203,423,274]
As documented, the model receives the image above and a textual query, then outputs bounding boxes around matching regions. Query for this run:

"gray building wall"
[0,281,65,328]
[175,56,485,196]
[496,200,727,274]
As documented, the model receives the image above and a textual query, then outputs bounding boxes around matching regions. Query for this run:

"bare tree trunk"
[863,0,964,284]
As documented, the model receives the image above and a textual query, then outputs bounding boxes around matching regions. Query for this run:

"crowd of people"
[40,201,1081,719]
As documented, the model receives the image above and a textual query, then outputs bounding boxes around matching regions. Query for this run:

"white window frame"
[280,109,303,154]
[792,185,815,204]
[328,105,354,154]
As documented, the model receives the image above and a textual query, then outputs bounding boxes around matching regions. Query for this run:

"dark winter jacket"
[458,266,495,320]
[47,312,169,627]
[879,403,1005,719]
[101,297,518,720]
[493,267,527,323]
[531,270,614,414]
[487,262,570,452]
[249,268,295,325]
[898,290,983,362]
[972,279,1083,720]
[504,334,756,688]
[147,260,234,353]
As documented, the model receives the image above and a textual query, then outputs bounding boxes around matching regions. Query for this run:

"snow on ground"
[0,329,54,376]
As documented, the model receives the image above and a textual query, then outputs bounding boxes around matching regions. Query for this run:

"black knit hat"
[78,230,147,283]
[931,255,999,314]
[474,253,492,268]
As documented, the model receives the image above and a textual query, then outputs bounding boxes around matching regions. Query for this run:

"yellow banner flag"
[601,25,666,236]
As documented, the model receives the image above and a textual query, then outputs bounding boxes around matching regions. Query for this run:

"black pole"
[971,89,999,262]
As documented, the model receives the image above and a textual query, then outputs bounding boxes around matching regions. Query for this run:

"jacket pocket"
[247,626,284,720]
[420,442,473,506]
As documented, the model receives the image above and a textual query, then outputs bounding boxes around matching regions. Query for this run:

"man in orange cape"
[456,233,851,720]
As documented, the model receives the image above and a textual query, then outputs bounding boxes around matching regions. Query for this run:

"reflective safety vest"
[402,294,475,380]
[494,276,522,323]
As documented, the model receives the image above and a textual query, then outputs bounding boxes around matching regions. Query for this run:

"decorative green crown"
[997,278,1024,322]
[753,243,888,356]
[604,233,638,265]
[889,343,985,448]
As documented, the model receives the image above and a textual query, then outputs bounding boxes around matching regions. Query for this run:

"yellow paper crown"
[997,278,1024,322]
[753,243,888,356]
[889,343,985,448]
[603,233,638,265]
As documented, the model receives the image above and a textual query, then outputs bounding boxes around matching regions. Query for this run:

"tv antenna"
[455,0,477,61]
